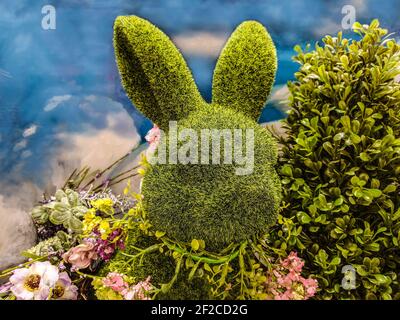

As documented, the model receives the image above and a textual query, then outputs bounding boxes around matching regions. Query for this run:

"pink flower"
[63,241,98,270]
[264,252,318,300]
[123,276,153,300]
[301,277,318,298]
[145,125,161,145]
[145,125,162,160]
[281,252,304,273]
[103,273,129,293]
[0,282,12,294]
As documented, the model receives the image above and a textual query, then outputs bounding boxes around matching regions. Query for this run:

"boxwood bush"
[273,20,400,300]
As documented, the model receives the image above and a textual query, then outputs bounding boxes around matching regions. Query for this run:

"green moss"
[212,21,277,121]
[100,229,212,300]
[142,104,282,251]
[113,16,205,130]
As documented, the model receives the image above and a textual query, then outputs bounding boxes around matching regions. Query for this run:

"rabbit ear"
[114,16,204,130]
[212,21,277,121]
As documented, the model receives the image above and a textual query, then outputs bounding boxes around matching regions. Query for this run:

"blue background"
[1,0,400,188]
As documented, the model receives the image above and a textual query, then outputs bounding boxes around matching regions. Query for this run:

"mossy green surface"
[212,21,277,121]
[101,229,212,300]
[114,16,205,130]
[113,16,281,257]
[142,104,282,250]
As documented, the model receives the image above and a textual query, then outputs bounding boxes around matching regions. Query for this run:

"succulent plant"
[42,189,87,233]
[31,205,51,225]
[25,234,65,257]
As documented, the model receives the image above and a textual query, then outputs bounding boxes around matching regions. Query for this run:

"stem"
[120,244,162,260]
[75,270,101,280]
[80,152,134,191]
[162,239,241,265]
[103,173,139,190]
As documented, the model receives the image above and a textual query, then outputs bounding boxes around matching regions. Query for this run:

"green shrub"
[274,20,400,300]
[114,16,281,251]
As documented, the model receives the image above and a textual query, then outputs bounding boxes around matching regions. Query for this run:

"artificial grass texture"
[142,104,282,250]
[114,16,205,131]
[113,16,281,251]
[212,21,277,121]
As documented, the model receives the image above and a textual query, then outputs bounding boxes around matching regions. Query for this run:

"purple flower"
[51,272,78,300]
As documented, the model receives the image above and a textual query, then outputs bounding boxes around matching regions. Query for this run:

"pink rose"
[62,241,98,270]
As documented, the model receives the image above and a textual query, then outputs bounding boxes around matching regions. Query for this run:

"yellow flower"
[84,209,96,223]
[82,209,102,236]
[91,198,115,215]
[99,220,111,240]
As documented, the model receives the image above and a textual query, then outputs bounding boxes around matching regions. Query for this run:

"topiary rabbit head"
[114,16,282,250]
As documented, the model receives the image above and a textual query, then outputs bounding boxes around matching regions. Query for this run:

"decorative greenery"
[36,189,87,234]
[212,20,277,120]
[24,235,65,258]
[273,20,400,300]
[113,15,205,130]
[99,185,312,300]
[114,15,282,250]
[0,148,142,300]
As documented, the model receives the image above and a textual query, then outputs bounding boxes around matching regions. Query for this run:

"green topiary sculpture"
[114,16,281,251]
[107,16,281,299]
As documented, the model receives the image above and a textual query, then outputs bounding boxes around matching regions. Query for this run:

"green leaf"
[372,274,391,285]
[340,55,349,66]
[360,153,370,161]
[297,212,312,224]
[155,231,166,239]
[368,189,382,198]
[281,165,293,177]
[191,239,200,251]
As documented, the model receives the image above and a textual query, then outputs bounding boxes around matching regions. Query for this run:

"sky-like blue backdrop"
[1,0,400,189]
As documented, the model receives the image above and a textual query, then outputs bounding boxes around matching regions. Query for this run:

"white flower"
[10,261,59,300]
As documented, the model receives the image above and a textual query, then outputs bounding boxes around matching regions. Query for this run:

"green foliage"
[33,189,87,233]
[113,16,281,250]
[142,105,282,250]
[100,228,213,300]
[274,20,400,300]
[24,235,65,257]
[113,16,205,130]
[212,21,277,120]
[100,201,274,300]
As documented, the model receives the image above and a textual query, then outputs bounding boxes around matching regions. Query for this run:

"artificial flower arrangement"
[0,126,317,300]
[0,146,317,300]
[3,16,399,301]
